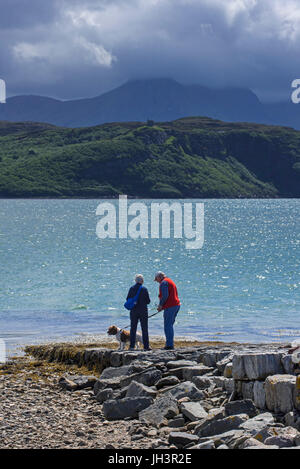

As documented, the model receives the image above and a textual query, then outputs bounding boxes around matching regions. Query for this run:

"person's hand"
[157,305,163,312]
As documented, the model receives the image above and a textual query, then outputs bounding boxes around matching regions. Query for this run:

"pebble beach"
[1,338,300,450]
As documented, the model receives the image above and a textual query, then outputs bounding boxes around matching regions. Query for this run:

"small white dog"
[107,325,143,351]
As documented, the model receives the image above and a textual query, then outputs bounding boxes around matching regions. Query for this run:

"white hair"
[155,271,165,280]
[135,274,144,284]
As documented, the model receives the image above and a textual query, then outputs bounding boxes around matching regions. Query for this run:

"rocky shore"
[1,340,300,449]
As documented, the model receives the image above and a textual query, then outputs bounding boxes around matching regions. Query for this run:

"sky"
[1,0,300,101]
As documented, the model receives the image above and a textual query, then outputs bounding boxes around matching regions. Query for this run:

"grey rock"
[169,432,199,448]
[168,417,186,428]
[126,381,157,399]
[202,351,230,368]
[103,396,153,420]
[94,376,124,394]
[190,440,215,449]
[265,435,294,448]
[182,366,214,381]
[120,368,162,388]
[59,375,97,391]
[240,412,275,436]
[216,356,233,374]
[241,437,266,448]
[217,444,229,449]
[156,376,180,389]
[180,402,208,421]
[210,376,234,393]
[165,381,204,401]
[167,360,197,369]
[139,395,179,426]
[196,414,249,437]
[281,354,295,375]
[100,366,132,380]
[232,353,283,380]
[253,381,266,410]
[224,399,257,418]
[263,426,300,447]
[207,429,246,447]
[235,380,254,400]
[192,376,213,390]
[245,444,279,449]
[95,387,114,404]
[109,352,124,367]
[265,374,296,414]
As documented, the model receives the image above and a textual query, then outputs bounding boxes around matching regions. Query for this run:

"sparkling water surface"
[0,199,299,354]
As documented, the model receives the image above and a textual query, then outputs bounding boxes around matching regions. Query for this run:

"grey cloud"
[0,0,300,101]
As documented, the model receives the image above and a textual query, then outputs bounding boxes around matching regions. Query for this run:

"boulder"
[253,380,266,409]
[103,397,153,420]
[195,414,249,437]
[168,417,186,428]
[235,380,254,400]
[126,381,157,399]
[224,399,257,418]
[210,376,234,394]
[264,426,300,448]
[180,402,208,421]
[295,376,300,410]
[59,375,97,391]
[100,366,132,380]
[232,353,283,380]
[241,437,266,448]
[202,351,230,368]
[95,388,114,404]
[168,432,199,448]
[281,355,295,375]
[239,412,275,436]
[192,376,213,390]
[167,360,197,369]
[94,376,124,393]
[120,368,162,388]
[139,395,179,426]
[182,366,214,381]
[156,376,180,389]
[216,356,233,374]
[165,381,204,401]
[265,374,296,413]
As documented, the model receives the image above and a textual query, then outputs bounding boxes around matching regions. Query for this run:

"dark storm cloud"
[1,0,300,101]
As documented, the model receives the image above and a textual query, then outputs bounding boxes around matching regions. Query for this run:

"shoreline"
[1,339,299,449]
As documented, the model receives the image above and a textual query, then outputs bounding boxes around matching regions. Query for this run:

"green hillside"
[0,117,299,198]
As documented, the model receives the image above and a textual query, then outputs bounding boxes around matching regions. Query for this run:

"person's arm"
[145,288,151,305]
[126,286,133,300]
[159,281,169,307]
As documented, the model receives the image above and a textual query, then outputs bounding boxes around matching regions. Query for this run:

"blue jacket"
[126,284,150,314]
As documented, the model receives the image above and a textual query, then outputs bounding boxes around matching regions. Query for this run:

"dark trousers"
[130,310,149,349]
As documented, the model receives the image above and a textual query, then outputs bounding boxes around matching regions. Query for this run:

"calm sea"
[0,199,299,355]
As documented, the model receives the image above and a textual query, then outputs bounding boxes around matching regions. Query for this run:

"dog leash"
[121,308,162,330]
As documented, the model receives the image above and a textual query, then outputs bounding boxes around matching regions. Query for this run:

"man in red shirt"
[154,271,181,350]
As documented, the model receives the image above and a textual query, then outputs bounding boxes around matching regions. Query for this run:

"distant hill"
[0,78,299,129]
[0,117,299,198]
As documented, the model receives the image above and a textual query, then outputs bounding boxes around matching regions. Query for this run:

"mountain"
[0,78,299,129]
[0,117,299,198]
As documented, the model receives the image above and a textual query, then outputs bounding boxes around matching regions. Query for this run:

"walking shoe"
[143,348,152,351]
[163,346,174,350]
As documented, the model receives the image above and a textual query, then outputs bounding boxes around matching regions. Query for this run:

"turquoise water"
[0,199,299,353]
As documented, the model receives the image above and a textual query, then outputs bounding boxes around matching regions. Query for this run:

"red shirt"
[159,277,180,309]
